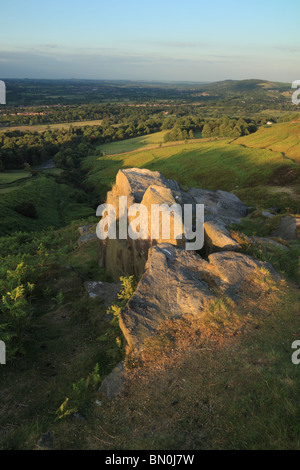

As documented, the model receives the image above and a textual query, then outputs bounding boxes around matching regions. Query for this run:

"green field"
[84,127,300,212]
[0,170,31,185]
[98,130,169,155]
[0,119,104,134]
[98,130,204,156]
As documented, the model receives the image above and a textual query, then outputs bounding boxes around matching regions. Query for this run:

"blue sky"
[0,0,299,81]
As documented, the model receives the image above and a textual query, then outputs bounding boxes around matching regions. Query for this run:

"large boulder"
[116,168,180,203]
[204,220,241,252]
[119,243,278,351]
[99,237,151,281]
[187,187,248,224]
[99,169,184,280]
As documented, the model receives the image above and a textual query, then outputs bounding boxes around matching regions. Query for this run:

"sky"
[0,0,299,82]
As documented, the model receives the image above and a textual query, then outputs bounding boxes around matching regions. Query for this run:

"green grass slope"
[0,175,94,236]
[235,120,300,163]
[84,132,300,212]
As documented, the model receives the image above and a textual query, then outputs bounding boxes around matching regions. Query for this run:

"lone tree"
[24,163,38,177]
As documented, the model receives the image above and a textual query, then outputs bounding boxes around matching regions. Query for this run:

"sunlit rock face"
[98,168,248,281]
[119,243,279,351]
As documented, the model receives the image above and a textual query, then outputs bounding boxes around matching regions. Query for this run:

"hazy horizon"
[0,0,299,82]
[0,78,291,85]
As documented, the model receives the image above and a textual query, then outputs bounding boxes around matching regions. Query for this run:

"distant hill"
[3,78,292,105]
[201,79,290,94]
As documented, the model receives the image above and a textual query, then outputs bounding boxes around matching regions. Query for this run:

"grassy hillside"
[0,175,94,236]
[84,129,300,212]
[0,170,31,185]
[98,130,169,155]
[0,217,299,450]
[235,120,300,163]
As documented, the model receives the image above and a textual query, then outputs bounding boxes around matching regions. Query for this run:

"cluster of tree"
[0,131,59,170]
[201,116,257,138]
[163,115,205,142]
[0,116,164,170]
[0,129,95,170]
[163,127,195,142]
[53,142,99,170]
[0,103,177,127]
[0,112,260,171]
[276,113,300,123]
[0,104,113,127]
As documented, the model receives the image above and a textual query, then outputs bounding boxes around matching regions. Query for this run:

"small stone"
[72,412,85,421]
[37,431,54,449]
[271,216,300,240]
[98,362,125,400]
[77,233,98,246]
[261,211,275,218]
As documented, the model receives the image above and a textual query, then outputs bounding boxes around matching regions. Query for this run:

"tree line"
[0,113,261,172]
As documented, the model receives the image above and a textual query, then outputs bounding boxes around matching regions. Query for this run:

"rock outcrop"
[187,187,248,224]
[98,168,247,281]
[119,243,278,351]
[95,168,282,398]
[204,220,241,252]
